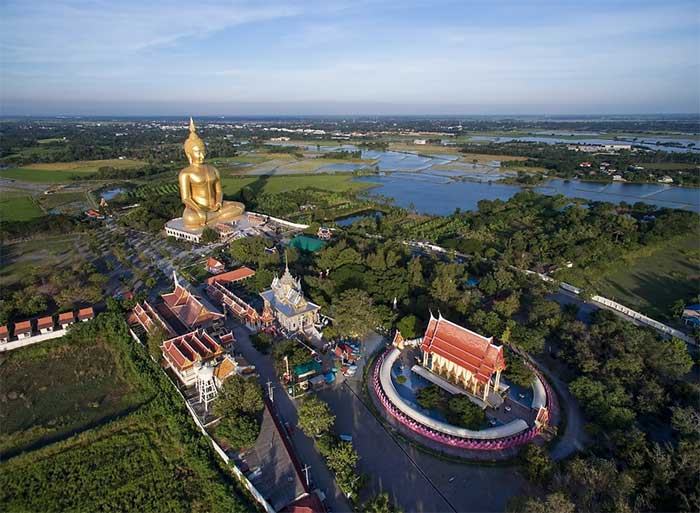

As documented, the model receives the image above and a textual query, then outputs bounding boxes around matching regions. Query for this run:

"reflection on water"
[469,135,699,153]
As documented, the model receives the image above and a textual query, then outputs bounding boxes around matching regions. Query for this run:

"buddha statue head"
[184,117,206,165]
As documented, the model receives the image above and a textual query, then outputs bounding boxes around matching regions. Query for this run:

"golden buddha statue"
[179,118,244,229]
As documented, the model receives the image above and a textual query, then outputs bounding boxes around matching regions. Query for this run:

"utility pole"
[302,465,311,487]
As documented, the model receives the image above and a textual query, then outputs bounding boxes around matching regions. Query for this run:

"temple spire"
[173,270,179,288]
[284,250,289,273]
[189,116,196,133]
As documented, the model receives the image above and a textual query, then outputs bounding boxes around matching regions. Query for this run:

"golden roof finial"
[189,116,196,133]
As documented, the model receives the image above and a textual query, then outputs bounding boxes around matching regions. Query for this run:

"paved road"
[229,323,352,513]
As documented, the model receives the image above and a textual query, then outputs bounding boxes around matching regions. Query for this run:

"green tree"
[396,315,421,339]
[519,443,552,483]
[297,396,335,437]
[332,289,381,338]
[446,395,486,430]
[648,338,693,380]
[146,325,167,360]
[216,415,260,450]
[504,355,535,387]
[326,440,361,499]
[362,493,402,513]
[416,385,444,410]
[213,376,264,416]
[201,227,219,244]
[521,493,575,513]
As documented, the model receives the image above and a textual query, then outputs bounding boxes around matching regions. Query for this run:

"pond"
[356,174,700,214]
[100,187,124,200]
[334,210,384,227]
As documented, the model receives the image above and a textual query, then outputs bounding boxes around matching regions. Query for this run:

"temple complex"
[415,313,506,407]
[260,258,322,340]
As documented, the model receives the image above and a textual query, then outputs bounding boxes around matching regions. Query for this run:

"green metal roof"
[290,235,325,253]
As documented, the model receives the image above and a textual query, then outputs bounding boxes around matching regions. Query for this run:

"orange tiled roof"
[14,320,32,333]
[214,357,236,382]
[37,316,54,329]
[0,325,8,337]
[205,266,256,286]
[420,314,505,384]
[58,312,75,323]
[207,257,224,269]
[77,307,94,320]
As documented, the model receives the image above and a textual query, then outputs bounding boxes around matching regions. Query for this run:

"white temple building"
[260,258,323,341]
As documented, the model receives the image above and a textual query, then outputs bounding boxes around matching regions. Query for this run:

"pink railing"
[372,348,550,451]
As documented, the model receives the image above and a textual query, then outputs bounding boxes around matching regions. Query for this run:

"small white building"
[413,139,427,145]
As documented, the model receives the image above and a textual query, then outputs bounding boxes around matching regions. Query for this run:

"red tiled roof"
[77,307,94,320]
[205,266,256,286]
[282,493,326,513]
[420,314,505,384]
[37,316,54,329]
[58,312,75,323]
[161,330,223,372]
[0,325,8,337]
[162,285,223,329]
[14,320,32,333]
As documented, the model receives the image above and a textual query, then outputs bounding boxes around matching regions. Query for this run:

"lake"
[356,174,700,215]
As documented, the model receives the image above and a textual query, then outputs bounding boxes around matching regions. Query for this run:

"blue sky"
[1,0,698,115]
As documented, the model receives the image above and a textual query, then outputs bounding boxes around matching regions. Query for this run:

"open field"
[0,236,82,288]
[275,157,376,173]
[37,190,87,210]
[221,173,375,196]
[0,314,253,513]
[22,159,144,172]
[0,195,43,221]
[37,138,66,145]
[0,333,150,457]
[564,234,700,321]
[0,159,144,183]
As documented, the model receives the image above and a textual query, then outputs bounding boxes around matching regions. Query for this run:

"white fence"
[558,282,694,344]
[249,212,309,230]
[0,329,67,352]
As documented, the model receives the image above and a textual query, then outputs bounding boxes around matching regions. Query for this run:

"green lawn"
[221,173,375,196]
[37,191,87,209]
[0,195,43,221]
[565,234,700,321]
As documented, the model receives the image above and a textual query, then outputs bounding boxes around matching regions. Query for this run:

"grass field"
[36,138,66,145]
[0,159,144,183]
[0,313,253,513]
[0,333,150,457]
[0,236,82,288]
[37,191,87,210]
[221,173,375,196]
[564,234,700,321]
[0,195,43,221]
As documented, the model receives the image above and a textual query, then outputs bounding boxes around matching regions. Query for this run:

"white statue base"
[165,217,204,243]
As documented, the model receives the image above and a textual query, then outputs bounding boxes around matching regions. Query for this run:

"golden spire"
[189,116,196,133]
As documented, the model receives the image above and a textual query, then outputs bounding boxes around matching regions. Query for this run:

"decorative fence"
[372,348,550,451]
